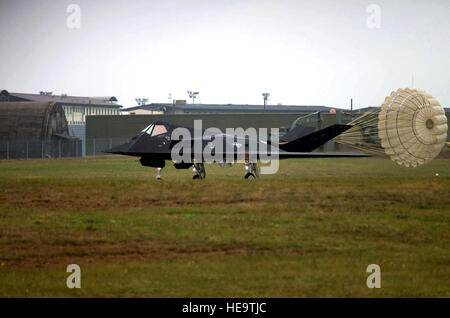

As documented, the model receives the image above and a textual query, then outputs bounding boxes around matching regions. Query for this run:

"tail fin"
[278,124,351,152]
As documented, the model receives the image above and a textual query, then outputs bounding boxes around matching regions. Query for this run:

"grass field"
[0,156,449,297]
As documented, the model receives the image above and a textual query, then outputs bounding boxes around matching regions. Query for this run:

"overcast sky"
[0,0,449,108]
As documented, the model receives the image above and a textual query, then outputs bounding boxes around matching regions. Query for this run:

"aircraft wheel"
[244,173,256,180]
[192,175,200,180]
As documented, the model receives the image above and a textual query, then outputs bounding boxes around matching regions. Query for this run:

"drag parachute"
[333,88,448,167]
[378,88,448,167]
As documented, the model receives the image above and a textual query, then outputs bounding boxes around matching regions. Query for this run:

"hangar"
[0,101,81,159]
[0,90,122,155]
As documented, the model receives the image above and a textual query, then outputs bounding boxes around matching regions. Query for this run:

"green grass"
[0,156,449,297]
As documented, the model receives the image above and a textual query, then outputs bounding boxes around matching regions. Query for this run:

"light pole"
[262,93,270,111]
[135,98,149,106]
[187,91,199,104]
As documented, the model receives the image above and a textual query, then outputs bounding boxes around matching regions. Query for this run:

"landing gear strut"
[193,163,206,180]
[156,167,162,180]
[245,162,259,179]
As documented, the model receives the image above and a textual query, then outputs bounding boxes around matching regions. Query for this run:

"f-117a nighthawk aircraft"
[105,121,369,179]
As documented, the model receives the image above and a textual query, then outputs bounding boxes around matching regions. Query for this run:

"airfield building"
[89,102,449,157]
[0,101,81,159]
[0,90,123,155]
[122,102,338,115]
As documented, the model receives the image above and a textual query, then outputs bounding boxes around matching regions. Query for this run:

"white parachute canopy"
[378,88,448,167]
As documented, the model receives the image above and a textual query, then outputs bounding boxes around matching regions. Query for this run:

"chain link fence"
[0,138,130,159]
[0,139,82,159]
[3,134,405,160]
[86,137,130,156]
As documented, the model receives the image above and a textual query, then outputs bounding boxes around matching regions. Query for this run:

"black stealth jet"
[105,121,369,179]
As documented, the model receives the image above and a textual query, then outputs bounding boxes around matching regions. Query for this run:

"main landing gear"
[244,162,259,180]
[166,162,259,180]
[193,163,206,180]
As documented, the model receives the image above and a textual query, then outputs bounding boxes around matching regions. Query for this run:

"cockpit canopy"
[141,123,168,137]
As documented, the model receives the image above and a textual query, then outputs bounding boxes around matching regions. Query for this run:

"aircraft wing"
[276,151,372,159]
[202,150,371,160]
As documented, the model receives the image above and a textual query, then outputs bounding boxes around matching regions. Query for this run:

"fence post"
[59,139,61,158]
[26,141,29,159]
[75,140,78,157]
[93,138,96,157]
[6,141,9,160]
[41,140,44,159]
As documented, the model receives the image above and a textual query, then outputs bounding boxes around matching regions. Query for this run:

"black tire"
[244,173,256,180]
[192,175,200,180]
